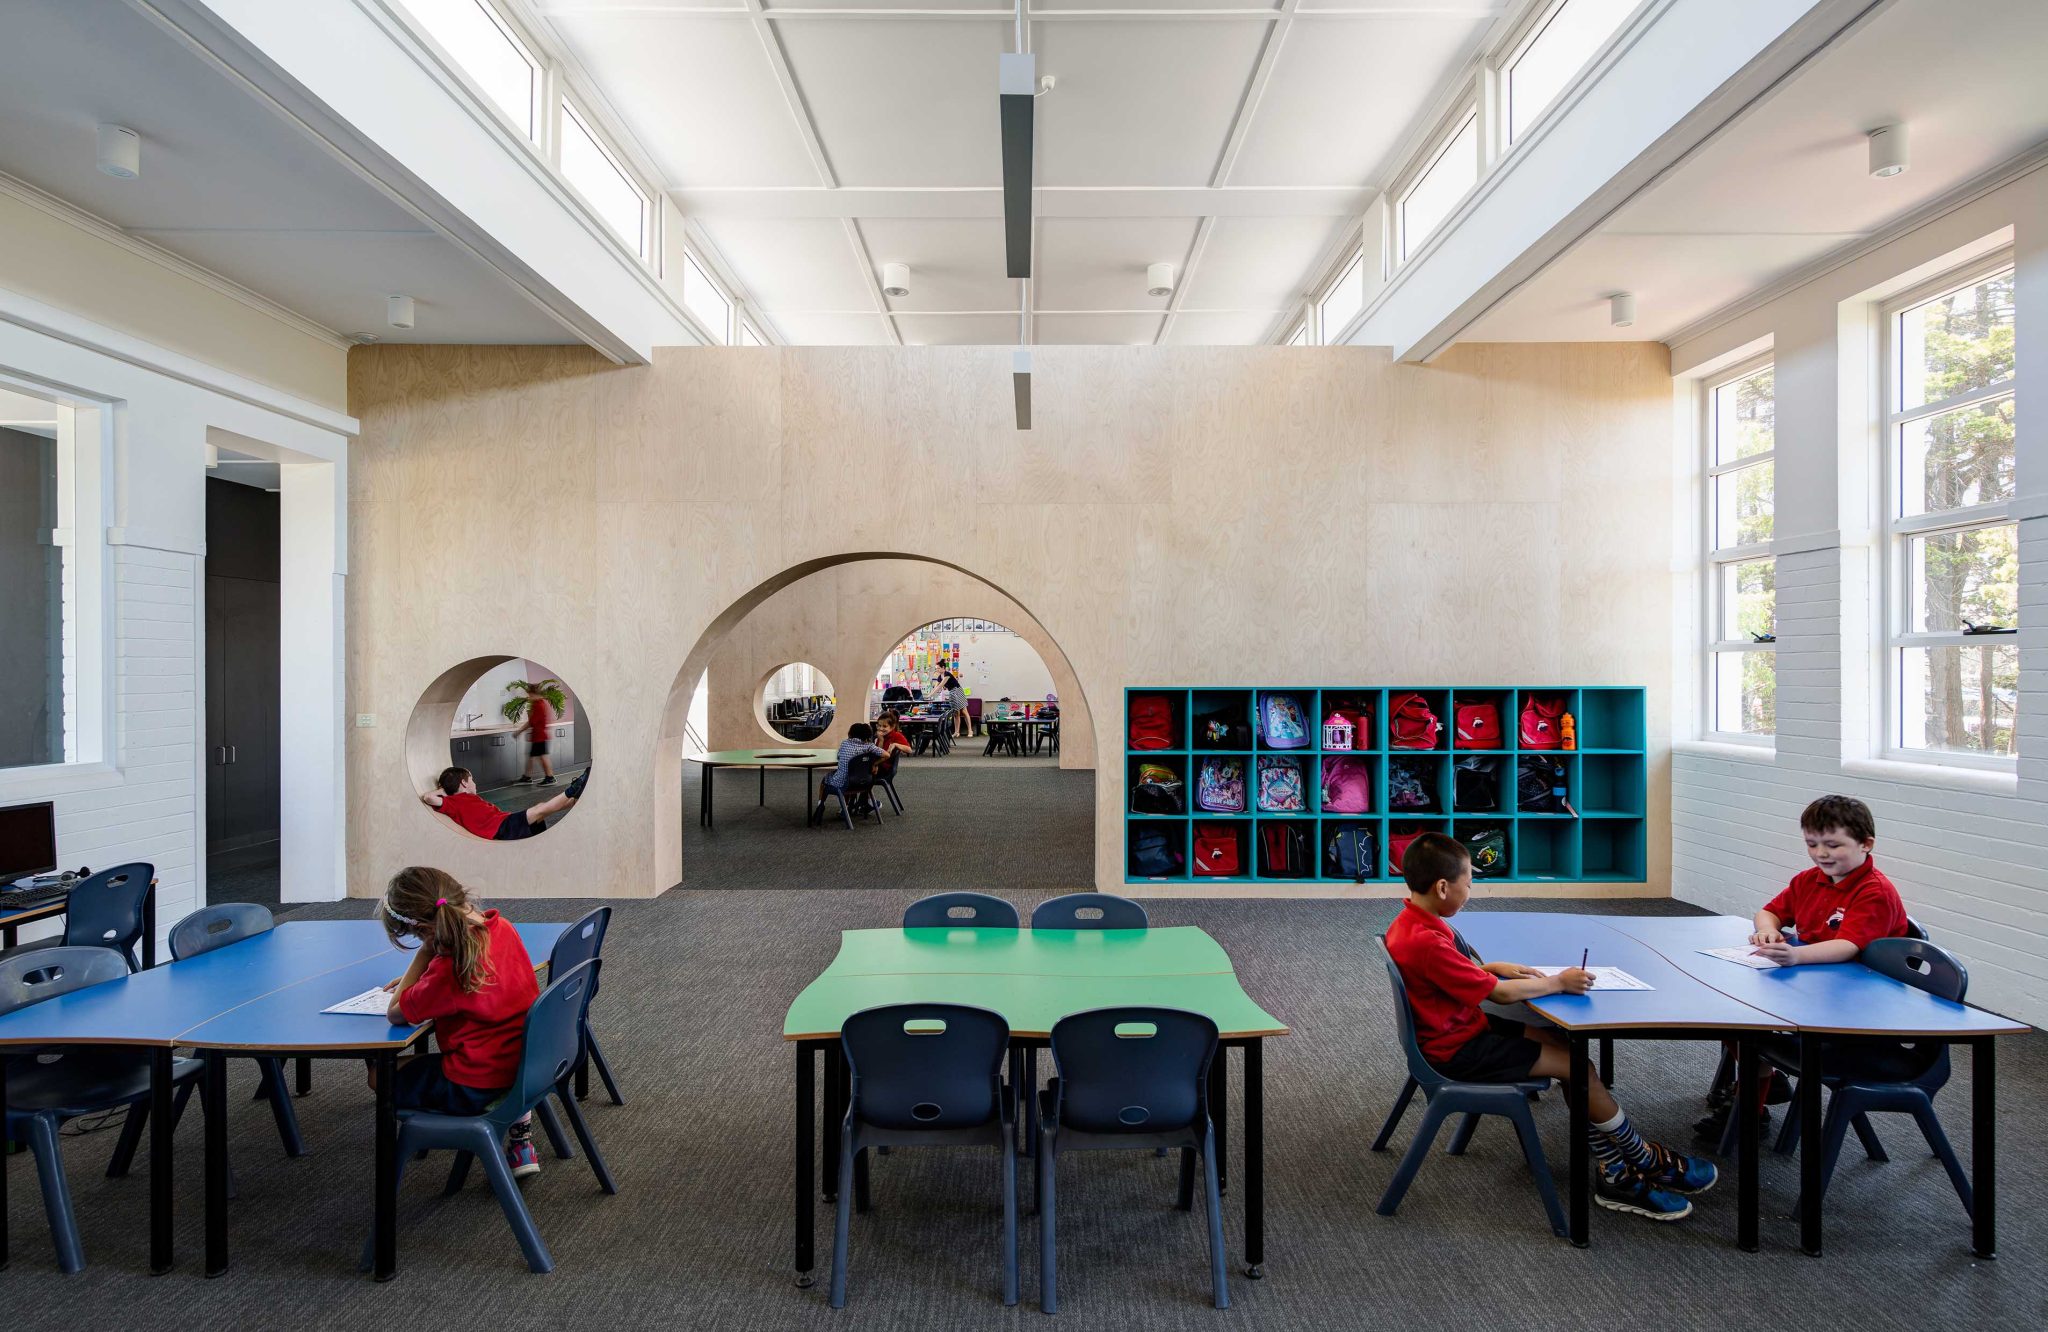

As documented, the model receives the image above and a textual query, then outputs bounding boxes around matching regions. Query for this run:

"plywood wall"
[346,342,1674,899]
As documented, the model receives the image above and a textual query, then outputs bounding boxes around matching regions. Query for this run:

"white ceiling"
[536,0,1505,344]
[0,1,569,345]
[1463,0,2048,344]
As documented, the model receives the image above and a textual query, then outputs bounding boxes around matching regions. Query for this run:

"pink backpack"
[1320,756,1374,814]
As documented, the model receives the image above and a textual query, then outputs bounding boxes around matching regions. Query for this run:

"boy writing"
[1386,832,1716,1221]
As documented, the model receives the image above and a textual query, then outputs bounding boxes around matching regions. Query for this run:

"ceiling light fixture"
[205,443,220,469]
[999,51,1036,279]
[348,332,382,345]
[96,125,140,179]
[1012,349,1032,431]
[1147,263,1176,298]
[1867,124,1908,178]
[882,263,911,298]
[1609,292,1636,329]
[386,295,416,330]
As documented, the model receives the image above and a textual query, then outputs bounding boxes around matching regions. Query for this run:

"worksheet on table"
[1533,966,1654,991]
[1698,946,1780,970]
[322,987,396,1016]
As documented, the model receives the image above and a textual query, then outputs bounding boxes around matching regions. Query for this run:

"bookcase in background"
[1125,687,1648,888]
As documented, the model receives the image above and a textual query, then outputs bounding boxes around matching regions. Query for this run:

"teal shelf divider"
[1125,686,1647,887]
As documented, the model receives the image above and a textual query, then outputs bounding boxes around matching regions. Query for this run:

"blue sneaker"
[1642,1143,1718,1195]
[1595,1163,1693,1221]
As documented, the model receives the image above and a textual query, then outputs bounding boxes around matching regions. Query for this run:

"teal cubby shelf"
[1124,686,1648,887]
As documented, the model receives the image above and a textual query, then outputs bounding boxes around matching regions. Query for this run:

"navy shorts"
[1435,1015,1544,1083]
[395,1053,506,1116]
[493,811,544,840]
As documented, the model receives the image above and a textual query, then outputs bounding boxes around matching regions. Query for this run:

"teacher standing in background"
[942,667,970,738]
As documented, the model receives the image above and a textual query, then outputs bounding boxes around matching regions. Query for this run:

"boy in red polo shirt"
[1386,833,1716,1221]
[422,765,586,840]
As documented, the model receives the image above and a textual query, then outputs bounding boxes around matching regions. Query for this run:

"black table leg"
[1798,1033,1823,1257]
[205,1052,229,1276]
[1,1049,10,1271]
[759,766,766,806]
[1210,1049,1228,1195]
[1598,1037,1613,1088]
[1244,1039,1264,1278]
[296,1057,312,1096]
[374,1050,398,1281]
[823,1045,842,1202]
[1568,1035,1589,1247]
[1972,1037,1996,1259]
[1737,1037,1759,1253]
[2,923,14,948]
[142,886,157,968]
[151,1046,173,1273]
[795,1042,815,1286]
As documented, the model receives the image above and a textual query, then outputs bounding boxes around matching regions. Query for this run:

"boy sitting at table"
[1386,832,1716,1221]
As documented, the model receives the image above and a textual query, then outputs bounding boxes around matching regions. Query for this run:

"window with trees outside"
[1704,359,1775,738]
[1883,262,2017,762]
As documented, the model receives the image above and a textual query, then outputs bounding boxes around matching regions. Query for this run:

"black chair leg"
[260,1056,307,1157]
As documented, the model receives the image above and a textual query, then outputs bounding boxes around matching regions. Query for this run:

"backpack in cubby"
[1256,755,1307,813]
[1195,756,1247,814]
[1320,755,1374,814]
[1519,695,1566,750]
[1388,693,1440,749]
[1129,696,1175,750]
[1195,707,1252,750]
[1453,756,1500,813]
[1258,822,1310,878]
[1259,694,1310,749]
[1130,762,1185,815]
[1192,827,1242,876]
[1325,825,1376,883]
[1454,700,1502,749]
[1517,756,1572,814]
[1388,830,1425,874]
[1461,827,1508,878]
[1388,757,1435,812]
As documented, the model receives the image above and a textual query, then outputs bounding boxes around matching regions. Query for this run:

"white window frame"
[1392,103,1481,266]
[1879,253,2018,769]
[1701,354,1776,744]
[555,94,653,261]
[1314,251,1366,345]
[1498,0,1645,150]
[392,0,544,144]
[680,251,734,345]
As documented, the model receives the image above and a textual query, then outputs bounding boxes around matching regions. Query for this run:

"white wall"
[940,631,1055,709]
[1669,165,2048,1025]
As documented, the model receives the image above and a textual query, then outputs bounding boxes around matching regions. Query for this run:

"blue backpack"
[1259,693,1309,749]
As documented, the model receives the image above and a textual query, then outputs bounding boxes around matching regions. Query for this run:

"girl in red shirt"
[376,867,544,1176]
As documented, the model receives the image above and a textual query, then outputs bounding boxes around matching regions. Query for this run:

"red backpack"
[1388,830,1424,873]
[1519,695,1565,750]
[1192,827,1241,876]
[1388,693,1440,750]
[1454,701,1501,749]
[1129,696,1175,750]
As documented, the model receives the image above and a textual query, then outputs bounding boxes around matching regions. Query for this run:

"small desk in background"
[0,877,158,968]
[687,749,837,829]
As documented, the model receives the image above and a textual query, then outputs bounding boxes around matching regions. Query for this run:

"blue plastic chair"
[830,1003,1017,1309]
[812,754,884,830]
[1029,893,1148,931]
[0,862,155,973]
[1037,1007,1226,1312]
[2,947,218,1272]
[902,893,1021,930]
[549,907,624,1107]
[360,959,617,1274]
[1761,938,1974,1217]
[1372,943,1565,1237]
[1370,925,1495,1154]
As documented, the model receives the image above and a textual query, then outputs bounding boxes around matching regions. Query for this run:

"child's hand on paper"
[1750,924,1785,945]
[1552,967,1594,995]
[1751,940,1798,966]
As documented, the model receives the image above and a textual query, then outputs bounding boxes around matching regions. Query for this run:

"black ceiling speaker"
[999,52,1035,280]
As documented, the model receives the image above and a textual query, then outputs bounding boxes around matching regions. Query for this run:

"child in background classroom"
[823,722,889,814]
[1696,794,1912,1140]
[1386,833,1717,1221]
[376,867,545,1178]
[873,711,912,780]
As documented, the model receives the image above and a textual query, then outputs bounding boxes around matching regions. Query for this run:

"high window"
[559,99,648,257]
[398,0,540,139]
[682,254,733,345]
[1317,252,1365,344]
[1882,261,2018,762]
[1399,111,1479,261]
[0,386,85,769]
[1504,0,1639,145]
[1703,359,1775,739]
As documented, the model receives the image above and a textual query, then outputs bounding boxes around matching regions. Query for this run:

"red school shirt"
[880,728,910,751]
[436,791,507,840]
[527,697,555,743]
[399,911,540,1089]
[1762,858,1908,950]
[1384,902,1494,1064]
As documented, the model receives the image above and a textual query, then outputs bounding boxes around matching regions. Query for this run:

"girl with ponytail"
[377,866,545,1176]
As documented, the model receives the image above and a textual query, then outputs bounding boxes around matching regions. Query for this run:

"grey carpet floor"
[5,889,2040,1332]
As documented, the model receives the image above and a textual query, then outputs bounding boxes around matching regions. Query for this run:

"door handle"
[227,745,237,764]
[214,746,227,765]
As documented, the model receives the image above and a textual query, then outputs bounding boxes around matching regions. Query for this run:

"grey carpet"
[5,889,2040,1332]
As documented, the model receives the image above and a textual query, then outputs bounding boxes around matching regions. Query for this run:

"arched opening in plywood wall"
[652,554,1096,894]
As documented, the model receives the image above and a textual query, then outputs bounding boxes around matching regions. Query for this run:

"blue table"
[0,919,562,1279]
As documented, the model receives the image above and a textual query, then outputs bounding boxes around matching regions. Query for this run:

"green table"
[686,748,836,829]
[783,925,1288,1288]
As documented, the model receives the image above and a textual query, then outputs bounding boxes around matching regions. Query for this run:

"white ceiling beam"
[1209,0,1301,189]
[670,184,1375,219]
[842,217,905,345]
[1153,214,1216,345]
[739,0,839,187]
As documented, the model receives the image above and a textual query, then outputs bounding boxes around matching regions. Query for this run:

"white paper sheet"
[1698,946,1781,970]
[323,986,396,1016]
[1534,966,1653,991]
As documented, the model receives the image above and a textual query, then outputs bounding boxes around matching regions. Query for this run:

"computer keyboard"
[2,882,72,911]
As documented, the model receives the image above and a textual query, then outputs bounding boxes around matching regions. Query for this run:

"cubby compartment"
[1319,692,1380,751]
[1451,754,1510,814]
[1190,689,1254,750]
[1515,754,1575,816]
[1254,819,1316,879]
[1386,688,1450,750]
[1253,690,1319,751]
[1515,820,1579,880]
[1319,820,1382,882]
[1454,821,1513,879]
[1514,689,1574,752]
[1578,687,1647,751]
[1254,753,1314,813]
[1187,752,1252,815]
[1449,689,1513,751]
[1190,821,1251,879]
[1387,753,1447,815]
[1127,690,1186,752]
[1127,755,1189,816]
[1581,818,1647,880]
[1386,821,1448,878]
[1317,752,1377,815]
[1126,818,1187,880]
[1578,754,1645,817]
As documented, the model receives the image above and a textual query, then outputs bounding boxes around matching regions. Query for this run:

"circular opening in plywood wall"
[759,662,835,742]
[406,656,592,843]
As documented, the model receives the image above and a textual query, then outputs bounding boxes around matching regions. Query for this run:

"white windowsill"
[1840,757,2018,795]
[1673,739,1777,763]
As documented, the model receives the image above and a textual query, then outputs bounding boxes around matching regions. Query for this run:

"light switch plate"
[355,714,375,728]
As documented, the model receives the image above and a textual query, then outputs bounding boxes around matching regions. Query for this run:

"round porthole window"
[408,657,591,842]
[762,663,835,742]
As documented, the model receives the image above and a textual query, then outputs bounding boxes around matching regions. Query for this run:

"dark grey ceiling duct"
[999,52,1035,280]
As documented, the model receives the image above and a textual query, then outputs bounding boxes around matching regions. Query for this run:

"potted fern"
[501,678,568,725]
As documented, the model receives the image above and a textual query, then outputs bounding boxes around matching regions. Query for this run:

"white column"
[278,457,346,901]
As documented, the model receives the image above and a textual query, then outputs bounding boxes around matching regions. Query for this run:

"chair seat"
[0,936,64,966]
[5,1049,200,1118]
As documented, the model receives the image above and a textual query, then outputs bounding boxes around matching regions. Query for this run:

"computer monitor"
[0,801,58,884]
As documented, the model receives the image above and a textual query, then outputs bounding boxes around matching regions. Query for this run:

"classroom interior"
[1,0,2045,1327]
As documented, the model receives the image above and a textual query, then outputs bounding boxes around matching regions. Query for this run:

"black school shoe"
[1693,1102,1771,1144]
[1595,1163,1693,1221]
[565,769,590,800]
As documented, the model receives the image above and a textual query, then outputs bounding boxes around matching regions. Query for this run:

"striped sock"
[1593,1110,1657,1171]
[1588,1127,1630,1176]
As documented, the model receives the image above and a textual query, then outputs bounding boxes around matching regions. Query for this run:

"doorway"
[203,474,281,906]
